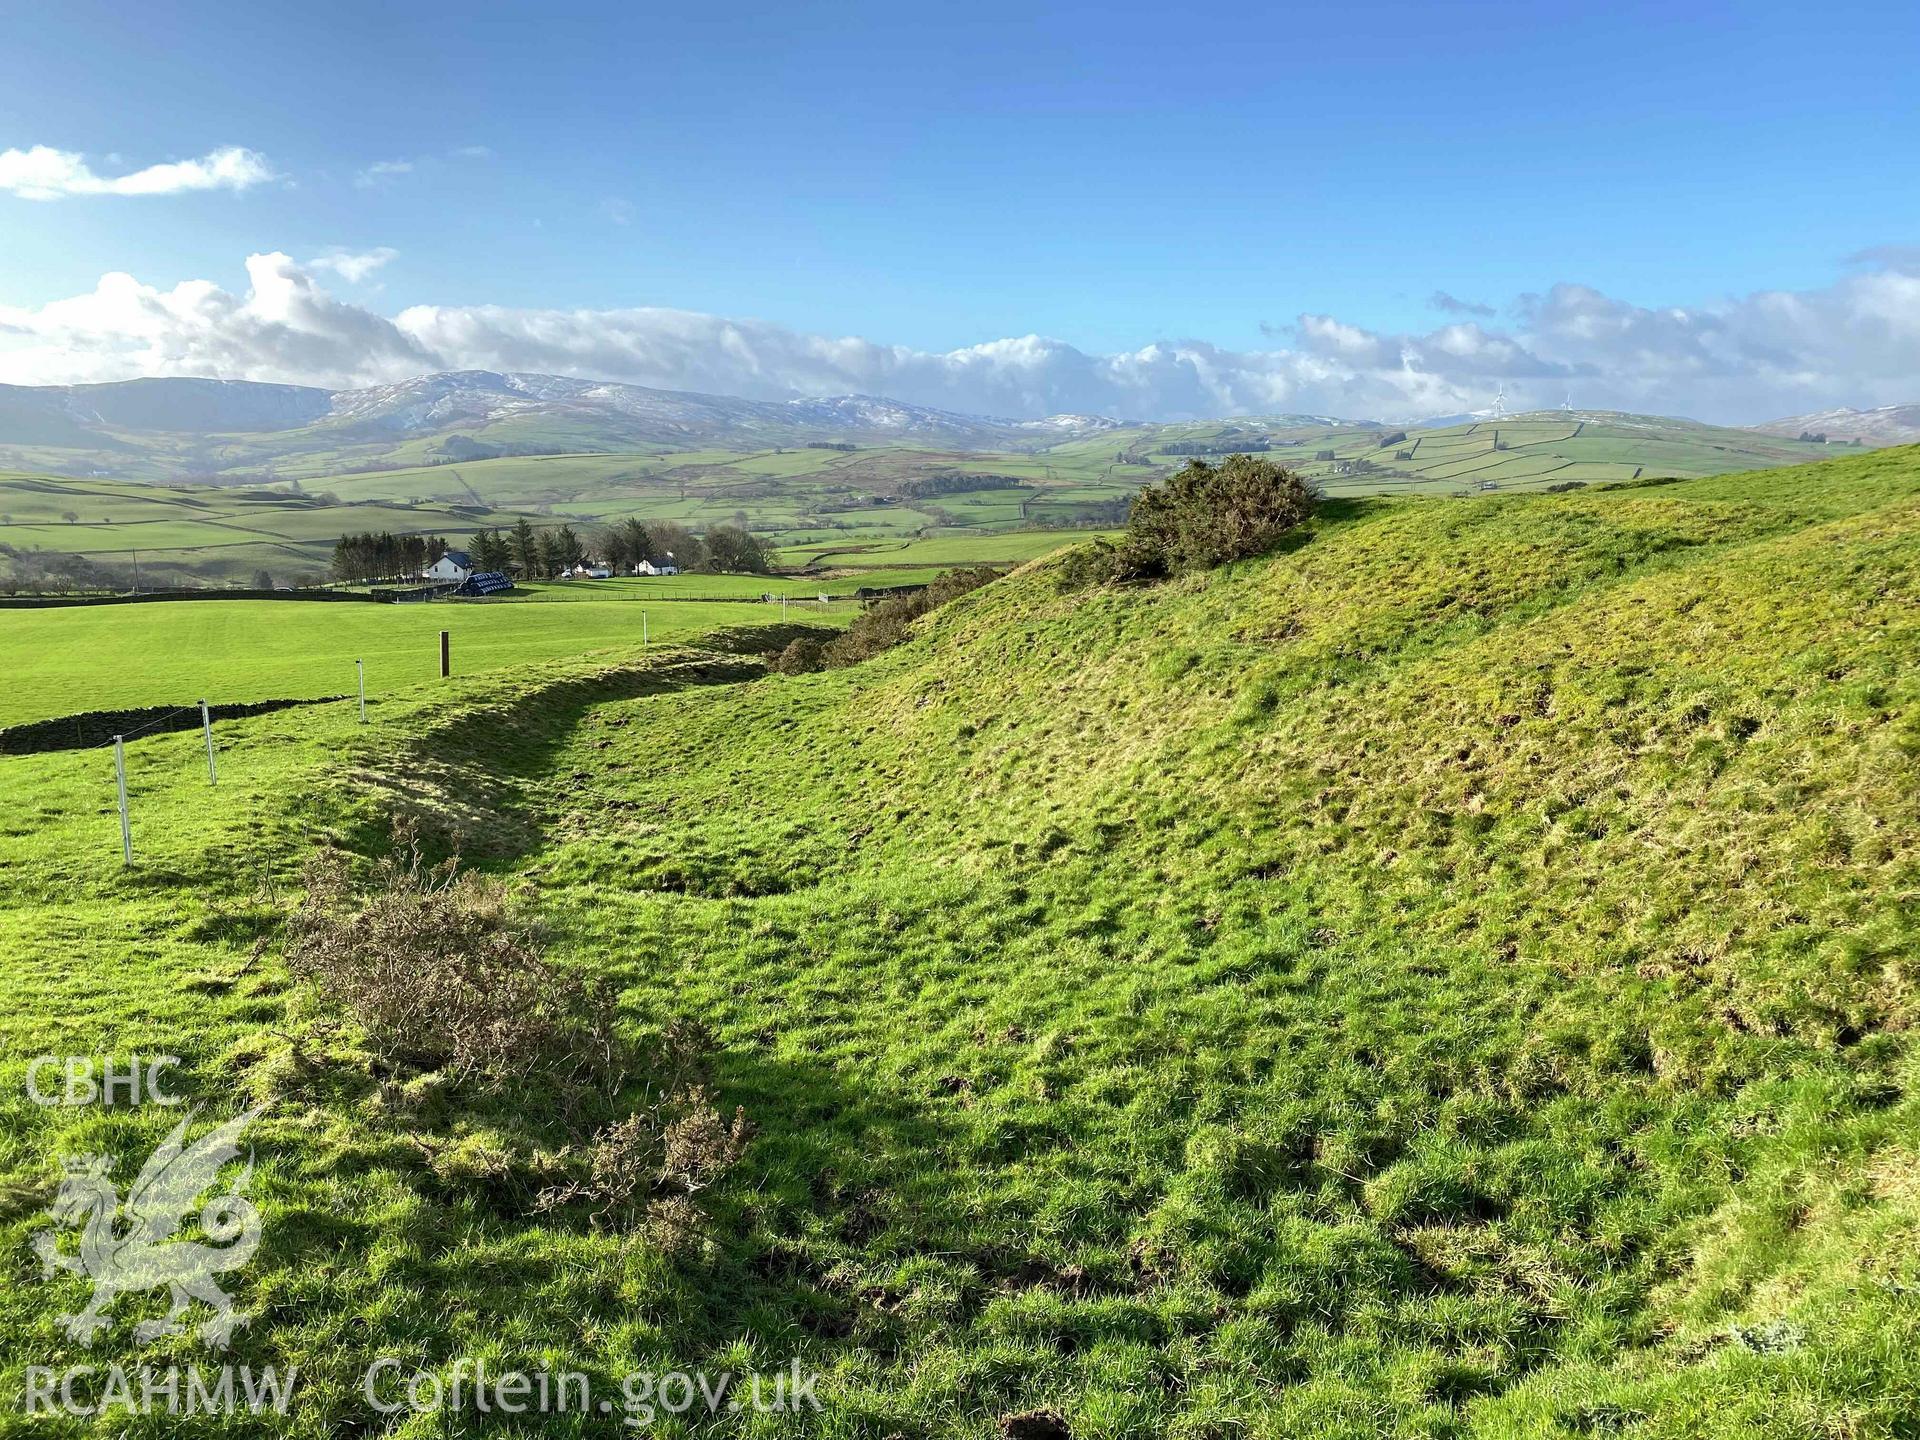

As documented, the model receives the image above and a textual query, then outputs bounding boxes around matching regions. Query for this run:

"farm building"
[633,559,679,576]
[424,549,474,583]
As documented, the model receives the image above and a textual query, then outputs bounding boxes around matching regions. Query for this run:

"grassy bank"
[1,448,1917,1435]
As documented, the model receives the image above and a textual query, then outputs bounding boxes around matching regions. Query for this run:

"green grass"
[512,568,953,601]
[2,446,1918,1435]
[0,598,844,727]
[777,531,1106,568]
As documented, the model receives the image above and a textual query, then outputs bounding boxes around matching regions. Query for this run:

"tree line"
[329,532,452,583]
[448,517,777,580]
[329,517,777,584]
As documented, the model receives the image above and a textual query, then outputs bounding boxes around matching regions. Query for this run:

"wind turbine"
[1491,383,1507,421]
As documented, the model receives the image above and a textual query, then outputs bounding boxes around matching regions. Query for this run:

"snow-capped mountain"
[1756,403,1920,446]
[0,370,1139,475]
[239,369,1128,449]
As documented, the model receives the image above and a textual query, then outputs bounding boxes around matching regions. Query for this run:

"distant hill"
[1756,402,1920,446]
[0,371,1130,481]
[0,388,1850,588]
[1119,410,1835,494]
[0,377,335,441]
[0,371,1847,494]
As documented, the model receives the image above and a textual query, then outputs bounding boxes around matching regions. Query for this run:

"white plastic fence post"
[357,659,367,723]
[114,736,131,865]
[200,699,217,785]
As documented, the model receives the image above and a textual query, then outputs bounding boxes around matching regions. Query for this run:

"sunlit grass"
[1,448,1917,1435]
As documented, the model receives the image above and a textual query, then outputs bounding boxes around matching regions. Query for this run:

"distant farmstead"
[424,550,474,583]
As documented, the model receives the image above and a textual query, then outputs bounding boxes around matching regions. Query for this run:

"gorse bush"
[286,818,624,1090]
[1052,537,1125,593]
[1060,453,1318,589]
[822,566,997,665]
[768,635,827,675]
[1125,453,1317,575]
[770,566,999,672]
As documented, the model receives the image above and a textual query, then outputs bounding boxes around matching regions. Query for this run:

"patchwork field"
[2,447,1916,1435]
[777,531,1107,569]
[1125,413,1839,495]
[0,412,1842,590]
[0,473,521,590]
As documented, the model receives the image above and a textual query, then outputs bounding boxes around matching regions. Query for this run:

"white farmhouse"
[425,549,474,583]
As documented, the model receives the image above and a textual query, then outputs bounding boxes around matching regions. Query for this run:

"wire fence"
[20,599,838,866]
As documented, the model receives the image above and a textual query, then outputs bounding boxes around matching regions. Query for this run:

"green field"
[3,448,1918,1435]
[512,568,965,600]
[0,598,847,728]
[776,530,1103,568]
[0,453,1116,589]
[0,473,522,590]
[1,410,1842,591]
[1127,412,1838,496]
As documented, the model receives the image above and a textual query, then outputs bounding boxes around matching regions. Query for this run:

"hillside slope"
[1759,402,1920,447]
[1127,412,1835,496]
[0,372,1127,481]
[2,447,1917,1436]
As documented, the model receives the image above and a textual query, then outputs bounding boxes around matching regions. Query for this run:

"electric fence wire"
[99,705,200,745]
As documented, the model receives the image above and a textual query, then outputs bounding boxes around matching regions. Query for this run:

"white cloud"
[0,253,432,387]
[1429,290,1497,318]
[0,145,274,201]
[3,250,1920,423]
[353,159,413,188]
[307,247,398,283]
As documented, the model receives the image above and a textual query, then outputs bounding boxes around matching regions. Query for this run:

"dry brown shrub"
[287,823,753,1237]
[535,1078,753,1243]
[285,817,623,1092]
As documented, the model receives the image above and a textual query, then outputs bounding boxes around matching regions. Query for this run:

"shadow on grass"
[189,1046,978,1432]
[331,625,838,867]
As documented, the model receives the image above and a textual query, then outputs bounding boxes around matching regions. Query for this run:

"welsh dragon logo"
[32,1106,266,1349]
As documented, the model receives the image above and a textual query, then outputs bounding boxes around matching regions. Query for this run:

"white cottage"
[424,550,474,583]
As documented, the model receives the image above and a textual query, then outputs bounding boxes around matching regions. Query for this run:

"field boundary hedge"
[0,695,342,755]
[0,588,379,609]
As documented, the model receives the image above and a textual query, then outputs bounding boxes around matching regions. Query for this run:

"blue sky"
[2,0,1918,421]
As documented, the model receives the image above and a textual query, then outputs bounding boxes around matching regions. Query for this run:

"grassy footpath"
[0,449,1917,1435]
